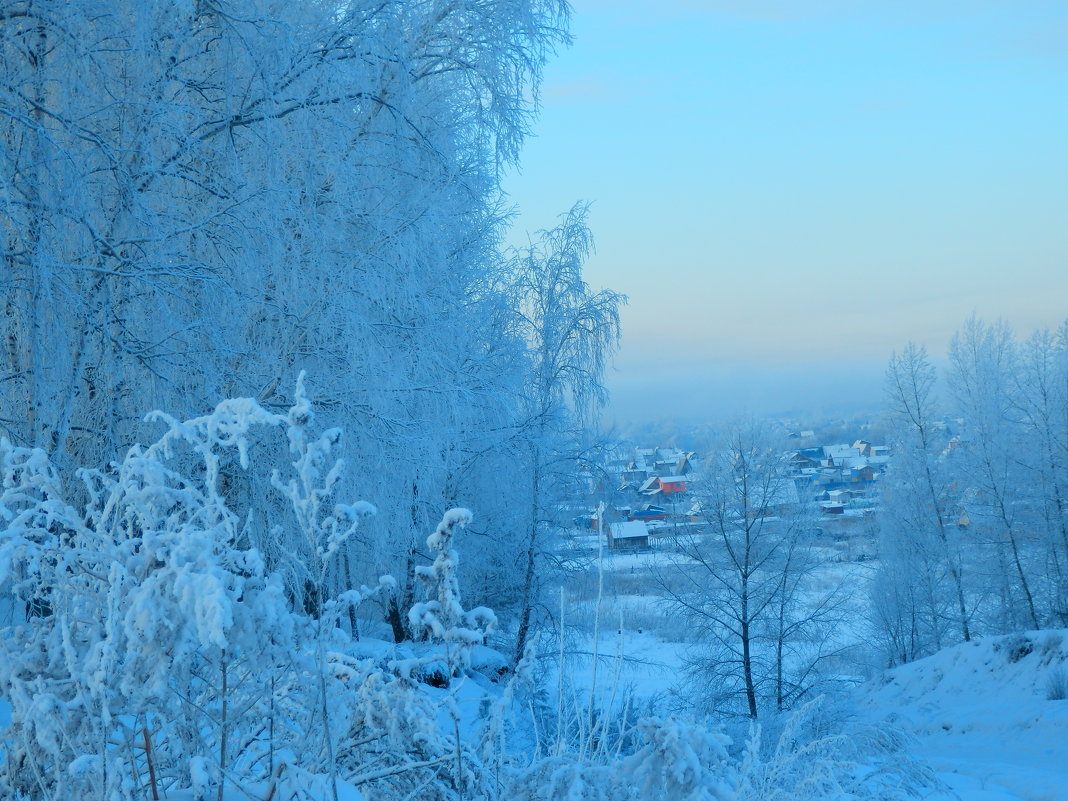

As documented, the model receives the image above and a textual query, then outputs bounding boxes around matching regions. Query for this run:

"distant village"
[579,436,893,550]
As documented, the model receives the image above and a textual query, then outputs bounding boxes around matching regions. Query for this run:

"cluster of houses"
[588,440,892,549]
[789,441,890,515]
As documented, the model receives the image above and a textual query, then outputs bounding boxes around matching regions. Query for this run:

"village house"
[658,475,687,494]
[607,520,650,549]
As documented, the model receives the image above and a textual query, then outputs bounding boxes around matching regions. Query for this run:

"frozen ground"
[853,630,1068,800]
[563,541,1068,800]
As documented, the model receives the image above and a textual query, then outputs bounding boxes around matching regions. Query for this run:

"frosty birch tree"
[876,343,972,656]
[0,0,583,627]
[505,204,623,664]
[1013,321,1068,624]
[949,318,1040,629]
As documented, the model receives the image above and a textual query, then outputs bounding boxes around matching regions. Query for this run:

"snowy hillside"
[855,630,1068,800]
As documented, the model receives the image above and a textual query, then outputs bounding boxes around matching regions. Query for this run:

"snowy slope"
[855,630,1068,800]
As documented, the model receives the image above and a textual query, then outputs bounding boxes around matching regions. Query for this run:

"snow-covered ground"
[853,630,1068,800]
[562,540,1068,800]
[560,542,695,704]
[7,527,1065,800]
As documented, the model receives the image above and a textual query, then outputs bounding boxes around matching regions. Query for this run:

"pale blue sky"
[503,0,1068,424]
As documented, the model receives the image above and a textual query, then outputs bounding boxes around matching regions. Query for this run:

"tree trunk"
[386,552,415,642]
[513,456,541,665]
[740,615,757,719]
[921,455,971,642]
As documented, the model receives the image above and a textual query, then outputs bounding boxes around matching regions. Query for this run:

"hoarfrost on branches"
[409,507,498,674]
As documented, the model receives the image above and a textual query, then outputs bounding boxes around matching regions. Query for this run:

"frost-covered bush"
[733,704,940,801]
[507,703,939,801]
[0,394,301,799]
[409,508,497,675]
[1047,667,1068,701]
[506,716,738,801]
[0,379,462,801]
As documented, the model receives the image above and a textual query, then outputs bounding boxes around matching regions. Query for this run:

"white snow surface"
[853,630,1068,800]
[165,777,366,801]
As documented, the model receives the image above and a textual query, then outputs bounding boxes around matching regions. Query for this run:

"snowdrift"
[857,630,1068,800]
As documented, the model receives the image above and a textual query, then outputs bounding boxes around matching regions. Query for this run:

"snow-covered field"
[561,541,1068,800]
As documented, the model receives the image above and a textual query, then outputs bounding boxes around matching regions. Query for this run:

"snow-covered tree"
[872,343,971,663]
[948,318,1040,630]
[503,204,624,664]
[0,0,577,633]
[875,320,1068,664]
[662,423,846,718]
[1013,322,1068,624]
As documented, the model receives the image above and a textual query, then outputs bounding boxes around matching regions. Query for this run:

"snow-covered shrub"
[505,680,942,801]
[733,701,941,801]
[0,397,300,799]
[0,380,410,800]
[1003,633,1034,663]
[1047,667,1068,701]
[409,508,497,676]
[324,654,465,801]
[506,716,738,801]
[622,717,738,800]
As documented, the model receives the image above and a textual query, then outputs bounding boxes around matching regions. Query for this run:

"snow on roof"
[836,456,869,469]
[823,444,862,458]
[658,475,687,483]
[609,521,649,540]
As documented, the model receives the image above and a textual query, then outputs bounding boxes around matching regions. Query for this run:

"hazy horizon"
[504,0,1068,425]
[602,359,887,428]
